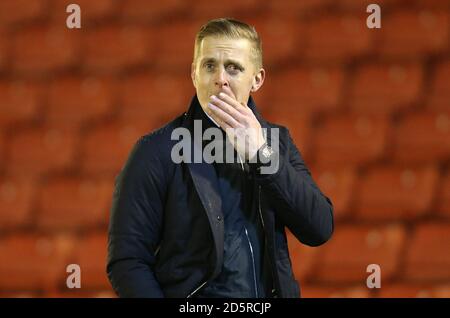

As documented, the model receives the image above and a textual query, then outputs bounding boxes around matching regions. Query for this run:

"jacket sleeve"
[252,129,334,247]
[107,136,166,297]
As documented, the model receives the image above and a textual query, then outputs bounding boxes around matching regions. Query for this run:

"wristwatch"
[248,142,277,174]
[259,142,274,162]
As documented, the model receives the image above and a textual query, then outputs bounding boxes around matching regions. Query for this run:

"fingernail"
[210,95,217,100]
[219,92,225,98]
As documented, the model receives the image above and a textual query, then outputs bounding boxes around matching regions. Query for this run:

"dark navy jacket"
[107,95,334,298]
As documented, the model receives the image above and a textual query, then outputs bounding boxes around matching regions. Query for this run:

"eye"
[204,63,214,71]
[226,64,241,74]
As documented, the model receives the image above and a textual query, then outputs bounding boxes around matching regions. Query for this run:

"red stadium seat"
[349,63,423,114]
[152,20,200,72]
[47,76,115,128]
[83,26,149,74]
[45,290,116,298]
[413,0,450,9]
[315,114,390,167]
[301,284,372,298]
[37,177,113,231]
[337,0,404,11]
[263,109,313,162]
[377,11,449,59]
[437,170,450,219]
[315,224,406,283]
[0,30,6,71]
[379,283,450,298]
[0,234,73,290]
[7,126,77,177]
[355,166,438,221]
[190,0,259,19]
[72,233,110,290]
[0,131,4,168]
[393,111,450,164]
[12,25,79,75]
[303,14,372,63]
[310,166,357,221]
[261,67,344,115]
[249,17,303,67]
[0,0,46,26]
[267,0,332,16]
[0,81,41,127]
[121,0,187,23]
[286,230,319,282]
[51,0,117,23]
[81,120,158,176]
[0,291,41,298]
[0,178,35,230]
[428,60,450,110]
[405,223,450,282]
[119,73,194,124]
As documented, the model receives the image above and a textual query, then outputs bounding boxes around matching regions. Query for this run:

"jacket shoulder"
[261,119,290,143]
[127,114,185,172]
[140,114,184,145]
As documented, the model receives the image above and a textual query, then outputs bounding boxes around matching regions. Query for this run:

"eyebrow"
[200,58,245,70]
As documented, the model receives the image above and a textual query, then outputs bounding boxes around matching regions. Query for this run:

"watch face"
[262,145,273,158]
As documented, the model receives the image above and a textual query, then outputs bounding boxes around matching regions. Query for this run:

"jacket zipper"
[186,280,208,298]
[258,186,265,229]
[244,226,259,298]
[258,185,277,298]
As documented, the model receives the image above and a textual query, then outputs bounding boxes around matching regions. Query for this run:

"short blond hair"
[193,18,263,70]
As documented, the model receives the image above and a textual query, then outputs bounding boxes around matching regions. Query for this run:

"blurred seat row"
[0,166,449,231]
[1,223,449,297]
[1,60,449,126]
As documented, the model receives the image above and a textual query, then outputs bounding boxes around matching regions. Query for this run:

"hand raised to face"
[207,85,265,161]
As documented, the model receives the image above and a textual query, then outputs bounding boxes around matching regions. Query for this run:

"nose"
[214,67,229,88]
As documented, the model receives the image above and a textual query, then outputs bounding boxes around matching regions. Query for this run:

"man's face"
[191,36,264,117]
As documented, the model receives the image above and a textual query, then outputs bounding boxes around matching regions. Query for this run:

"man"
[107,18,334,298]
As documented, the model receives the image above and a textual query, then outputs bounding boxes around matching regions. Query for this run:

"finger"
[216,114,233,133]
[205,108,225,128]
[221,86,250,112]
[208,102,242,128]
[210,95,245,123]
[221,85,237,100]
[217,92,248,115]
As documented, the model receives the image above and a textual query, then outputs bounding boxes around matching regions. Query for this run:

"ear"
[250,68,265,93]
[191,62,197,88]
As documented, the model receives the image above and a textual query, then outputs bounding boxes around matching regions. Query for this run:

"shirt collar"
[201,107,220,128]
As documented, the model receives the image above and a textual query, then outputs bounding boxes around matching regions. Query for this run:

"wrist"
[248,142,275,172]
